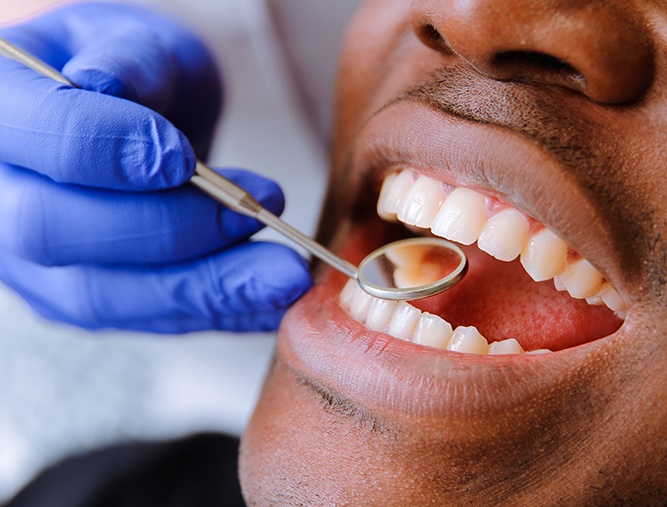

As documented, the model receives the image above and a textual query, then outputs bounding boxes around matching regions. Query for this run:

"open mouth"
[277,99,630,417]
[308,93,630,364]
[337,167,624,355]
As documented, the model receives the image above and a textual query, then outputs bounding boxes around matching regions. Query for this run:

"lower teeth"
[339,279,551,356]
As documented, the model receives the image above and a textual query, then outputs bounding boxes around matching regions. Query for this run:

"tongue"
[413,245,622,351]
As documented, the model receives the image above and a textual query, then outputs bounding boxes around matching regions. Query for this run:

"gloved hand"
[0,3,311,333]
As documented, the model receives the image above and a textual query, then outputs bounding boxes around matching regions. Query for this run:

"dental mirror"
[357,237,467,300]
[193,164,468,300]
[0,38,468,301]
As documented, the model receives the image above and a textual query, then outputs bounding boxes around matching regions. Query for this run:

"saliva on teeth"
[339,279,546,356]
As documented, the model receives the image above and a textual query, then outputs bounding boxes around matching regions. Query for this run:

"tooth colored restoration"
[339,279,544,355]
[376,168,626,318]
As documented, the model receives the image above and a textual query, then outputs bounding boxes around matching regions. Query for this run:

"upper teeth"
[376,168,626,318]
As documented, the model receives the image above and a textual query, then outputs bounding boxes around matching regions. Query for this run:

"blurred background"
[0,0,359,501]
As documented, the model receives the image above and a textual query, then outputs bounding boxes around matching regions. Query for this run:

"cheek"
[239,362,332,505]
[333,0,413,160]
[239,362,361,505]
[238,361,438,507]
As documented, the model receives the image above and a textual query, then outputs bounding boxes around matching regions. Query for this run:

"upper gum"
[390,168,542,232]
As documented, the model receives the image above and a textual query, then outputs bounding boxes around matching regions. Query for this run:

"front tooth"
[377,170,414,220]
[447,326,489,354]
[349,286,374,321]
[397,175,446,228]
[431,188,488,245]
[366,298,398,332]
[520,228,568,282]
[413,313,453,349]
[488,338,525,355]
[554,259,603,299]
[387,302,421,340]
[478,208,530,261]
[339,279,357,310]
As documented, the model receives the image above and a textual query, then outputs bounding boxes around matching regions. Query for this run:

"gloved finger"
[0,242,312,334]
[0,165,284,266]
[60,16,221,156]
[62,29,182,113]
[1,3,222,159]
[0,56,194,190]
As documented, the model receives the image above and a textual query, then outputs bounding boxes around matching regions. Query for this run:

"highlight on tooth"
[554,259,603,299]
[447,326,489,354]
[431,188,487,245]
[398,175,446,228]
[376,168,626,318]
[488,338,524,355]
[478,208,529,261]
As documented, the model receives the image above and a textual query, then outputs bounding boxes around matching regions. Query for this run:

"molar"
[592,283,626,313]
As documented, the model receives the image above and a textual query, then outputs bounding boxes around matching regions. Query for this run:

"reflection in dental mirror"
[357,238,468,300]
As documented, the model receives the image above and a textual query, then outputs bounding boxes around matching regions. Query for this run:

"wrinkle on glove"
[0,165,285,266]
[0,242,312,333]
[0,57,195,190]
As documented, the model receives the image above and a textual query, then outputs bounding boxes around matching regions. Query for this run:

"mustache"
[401,64,598,169]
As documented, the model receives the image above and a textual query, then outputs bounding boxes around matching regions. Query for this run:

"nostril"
[416,23,449,53]
[411,1,654,104]
[491,50,586,93]
[494,51,578,76]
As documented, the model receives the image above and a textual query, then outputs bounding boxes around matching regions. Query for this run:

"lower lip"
[277,223,620,418]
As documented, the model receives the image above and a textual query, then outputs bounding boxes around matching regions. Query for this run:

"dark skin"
[240,0,667,505]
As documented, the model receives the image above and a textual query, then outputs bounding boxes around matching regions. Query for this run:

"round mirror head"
[357,237,468,300]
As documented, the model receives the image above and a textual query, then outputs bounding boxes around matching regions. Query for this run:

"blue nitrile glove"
[0,3,312,333]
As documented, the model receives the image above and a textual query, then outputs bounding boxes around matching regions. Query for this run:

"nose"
[411,0,654,103]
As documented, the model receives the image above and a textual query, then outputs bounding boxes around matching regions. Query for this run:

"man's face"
[241,0,667,504]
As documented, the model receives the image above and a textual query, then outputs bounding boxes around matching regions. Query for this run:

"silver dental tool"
[0,38,467,300]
